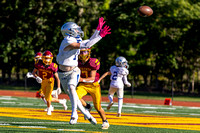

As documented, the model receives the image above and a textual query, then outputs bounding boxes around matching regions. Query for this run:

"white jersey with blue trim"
[56,36,82,67]
[109,65,129,89]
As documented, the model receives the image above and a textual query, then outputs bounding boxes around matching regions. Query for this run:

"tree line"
[0,0,200,94]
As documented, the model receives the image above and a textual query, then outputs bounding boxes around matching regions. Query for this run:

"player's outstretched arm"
[80,25,111,49]
[98,71,111,83]
[90,17,106,40]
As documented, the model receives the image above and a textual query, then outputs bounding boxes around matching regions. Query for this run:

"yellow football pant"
[76,82,101,110]
[39,77,54,101]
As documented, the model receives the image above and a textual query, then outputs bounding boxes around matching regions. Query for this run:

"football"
[137,6,153,17]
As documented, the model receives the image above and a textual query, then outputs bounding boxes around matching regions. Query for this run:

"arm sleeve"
[122,75,131,86]
[89,30,100,40]
[80,35,102,48]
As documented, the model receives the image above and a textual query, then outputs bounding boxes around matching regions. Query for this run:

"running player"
[98,56,131,117]
[77,48,110,129]
[33,52,67,111]
[32,50,61,115]
[56,17,111,124]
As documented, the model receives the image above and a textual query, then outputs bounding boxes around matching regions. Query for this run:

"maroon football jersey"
[34,60,58,80]
[78,58,100,82]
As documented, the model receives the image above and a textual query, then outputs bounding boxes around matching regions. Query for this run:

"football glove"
[36,76,42,83]
[99,25,111,37]
[97,17,106,31]
[126,82,131,87]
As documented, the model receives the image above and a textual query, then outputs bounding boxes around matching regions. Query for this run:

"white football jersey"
[56,36,82,66]
[109,65,129,89]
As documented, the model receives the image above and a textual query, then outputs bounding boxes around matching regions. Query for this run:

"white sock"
[108,94,114,103]
[118,98,123,114]
[41,98,47,104]
[59,99,64,104]
[68,85,78,118]
[77,99,91,119]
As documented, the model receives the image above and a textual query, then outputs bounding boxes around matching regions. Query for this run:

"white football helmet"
[115,56,129,69]
[61,22,84,38]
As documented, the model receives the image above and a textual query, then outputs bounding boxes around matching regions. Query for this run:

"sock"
[85,103,92,110]
[68,85,78,118]
[59,99,64,104]
[41,98,47,104]
[108,94,113,103]
[103,119,108,123]
[77,99,91,119]
[118,98,123,114]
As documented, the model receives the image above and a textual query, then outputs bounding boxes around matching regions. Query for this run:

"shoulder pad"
[89,58,100,70]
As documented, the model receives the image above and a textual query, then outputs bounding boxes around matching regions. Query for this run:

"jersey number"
[82,70,88,78]
[112,71,118,80]
[73,55,77,60]
[73,51,80,60]
[42,72,47,79]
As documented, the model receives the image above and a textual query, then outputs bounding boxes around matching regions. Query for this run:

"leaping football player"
[33,52,67,112]
[98,56,131,117]
[77,48,110,129]
[32,50,63,115]
[56,17,111,125]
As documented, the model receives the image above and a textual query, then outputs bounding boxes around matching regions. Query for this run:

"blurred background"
[0,0,200,97]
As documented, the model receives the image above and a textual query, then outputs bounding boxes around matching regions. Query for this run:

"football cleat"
[61,99,67,110]
[47,107,52,115]
[116,113,121,117]
[69,117,78,125]
[102,121,109,129]
[44,105,54,112]
[107,102,114,110]
[88,116,97,125]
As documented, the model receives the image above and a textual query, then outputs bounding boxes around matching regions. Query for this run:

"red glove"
[96,17,106,31]
[99,25,111,37]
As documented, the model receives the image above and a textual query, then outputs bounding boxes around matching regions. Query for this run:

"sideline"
[0,90,200,107]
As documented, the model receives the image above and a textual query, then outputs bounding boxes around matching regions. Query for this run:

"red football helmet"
[42,50,53,65]
[34,52,42,63]
[78,48,91,61]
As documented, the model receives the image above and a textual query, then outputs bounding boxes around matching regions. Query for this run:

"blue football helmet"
[61,22,84,38]
[115,56,129,69]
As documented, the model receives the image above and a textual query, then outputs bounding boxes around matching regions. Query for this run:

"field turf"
[0,96,200,132]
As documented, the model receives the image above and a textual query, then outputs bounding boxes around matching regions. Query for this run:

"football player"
[32,50,62,115]
[56,17,111,125]
[33,52,67,112]
[98,56,131,117]
[34,52,42,64]
[77,48,109,129]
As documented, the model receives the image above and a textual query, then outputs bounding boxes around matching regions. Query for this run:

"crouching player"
[32,50,63,115]
[77,48,109,129]
[98,56,131,117]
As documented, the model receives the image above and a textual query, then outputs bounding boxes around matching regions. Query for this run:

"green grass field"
[0,95,200,133]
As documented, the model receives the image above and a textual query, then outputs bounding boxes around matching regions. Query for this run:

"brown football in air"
[138,6,153,17]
